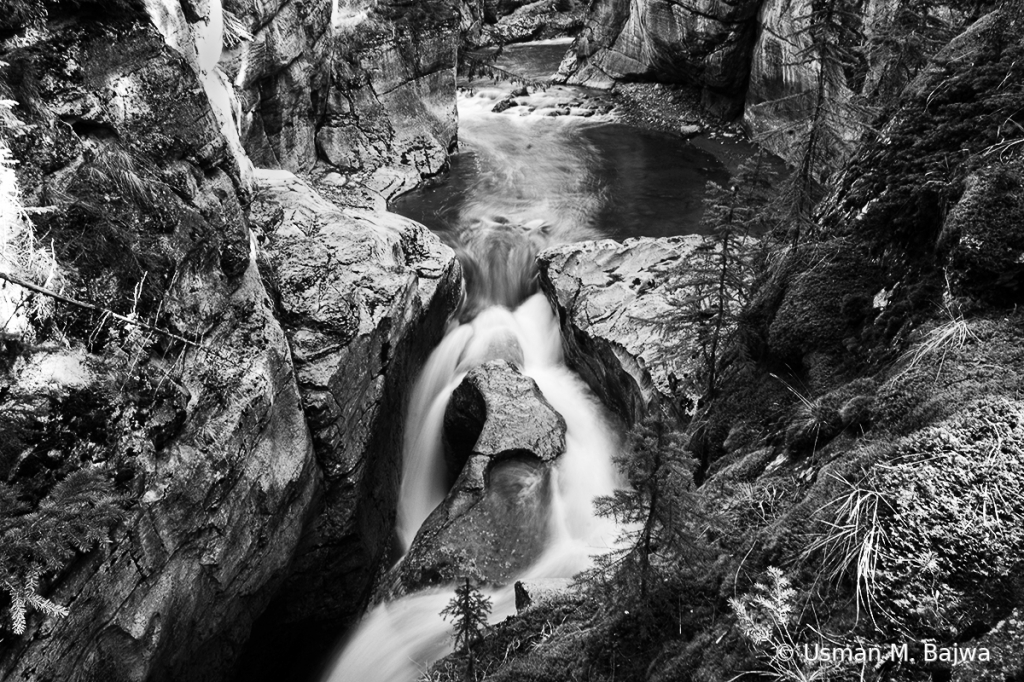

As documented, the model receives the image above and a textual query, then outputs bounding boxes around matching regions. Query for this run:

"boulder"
[538,236,704,425]
[938,162,1024,306]
[382,360,566,595]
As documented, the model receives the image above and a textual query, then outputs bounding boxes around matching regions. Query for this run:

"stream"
[321,39,743,682]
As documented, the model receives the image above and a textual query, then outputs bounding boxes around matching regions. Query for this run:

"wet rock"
[382,360,565,595]
[680,123,704,138]
[242,168,462,662]
[539,237,706,425]
[492,97,519,113]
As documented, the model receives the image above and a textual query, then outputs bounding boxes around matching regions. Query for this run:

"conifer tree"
[440,577,492,681]
[783,0,869,237]
[591,417,703,606]
[666,154,776,403]
[0,469,122,634]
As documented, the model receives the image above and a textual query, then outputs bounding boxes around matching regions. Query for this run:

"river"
[320,39,743,682]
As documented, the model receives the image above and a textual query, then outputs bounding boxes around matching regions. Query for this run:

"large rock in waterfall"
[538,236,704,425]
[561,0,762,116]
[0,19,318,682]
[383,360,566,595]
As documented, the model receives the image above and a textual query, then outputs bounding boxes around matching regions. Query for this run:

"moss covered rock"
[938,162,1024,306]
[764,241,883,381]
[870,397,1024,641]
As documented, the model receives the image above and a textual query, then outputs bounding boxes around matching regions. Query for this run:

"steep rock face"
[0,18,318,682]
[226,0,458,181]
[562,0,763,116]
[743,0,881,165]
[382,360,565,595]
[235,168,462,674]
[538,236,703,426]
[317,25,458,200]
[477,0,587,45]
[148,0,459,179]
[226,0,334,172]
[744,0,996,166]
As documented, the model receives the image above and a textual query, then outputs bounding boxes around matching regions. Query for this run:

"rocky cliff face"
[560,0,763,117]
[538,237,703,426]
[234,168,461,679]
[561,0,995,163]
[154,0,460,185]
[0,18,319,682]
[0,0,464,679]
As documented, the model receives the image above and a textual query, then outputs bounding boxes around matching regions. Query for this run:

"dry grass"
[81,143,154,208]
[897,302,978,381]
[802,475,888,627]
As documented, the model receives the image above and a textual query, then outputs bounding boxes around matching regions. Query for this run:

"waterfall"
[145,0,254,187]
[326,71,626,681]
[327,293,623,682]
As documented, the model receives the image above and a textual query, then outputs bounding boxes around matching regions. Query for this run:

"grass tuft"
[802,475,888,626]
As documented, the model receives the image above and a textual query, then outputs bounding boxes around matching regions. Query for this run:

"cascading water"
[328,293,624,682]
[325,51,628,682]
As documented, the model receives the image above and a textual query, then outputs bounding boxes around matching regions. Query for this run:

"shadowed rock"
[381,360,566,596]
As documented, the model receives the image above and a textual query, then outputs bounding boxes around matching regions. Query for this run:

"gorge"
[2,0,1024,681]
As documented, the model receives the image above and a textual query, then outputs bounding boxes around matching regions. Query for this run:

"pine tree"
[440,577,493,681]
[666,154,775,404]
[0,469,122,634]
[591,417,704,607]
[783,0,870,238]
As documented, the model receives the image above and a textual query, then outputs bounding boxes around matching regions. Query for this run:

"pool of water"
[391,39,739,242]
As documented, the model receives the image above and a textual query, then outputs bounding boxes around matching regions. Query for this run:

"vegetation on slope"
[426,4,1024,681]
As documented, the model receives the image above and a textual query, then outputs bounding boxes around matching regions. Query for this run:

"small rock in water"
[680,124,704,138]
[511,85,529,97]
[569,107,595,117]
[492,97,518,113]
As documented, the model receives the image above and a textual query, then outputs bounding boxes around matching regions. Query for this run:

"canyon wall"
[562,0,995,162]
[562,0,763,117]
[0,0,465,678]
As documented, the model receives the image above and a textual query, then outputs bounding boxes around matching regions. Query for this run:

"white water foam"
[328,292,623,682]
